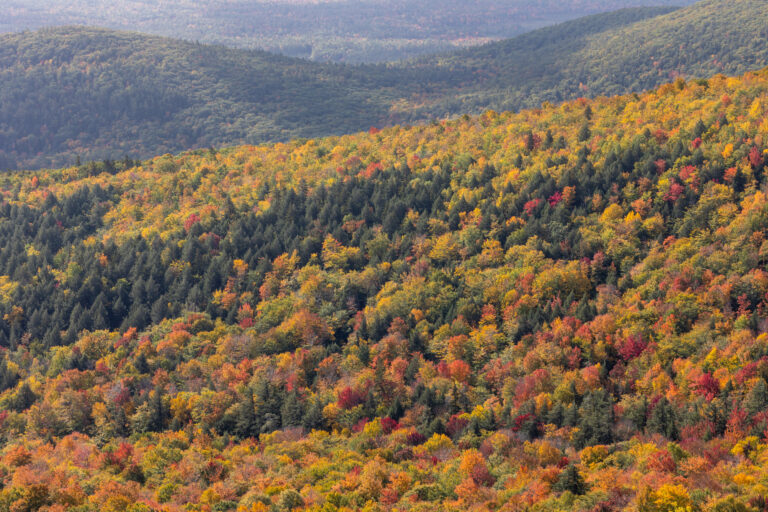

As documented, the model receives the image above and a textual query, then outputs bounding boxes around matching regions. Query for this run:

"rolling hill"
[1,0,697,63]
[0,8,669,171]
[408,0,768,116]
[0,63,767,510]
[2,0,768,170]
[0,26,399,170]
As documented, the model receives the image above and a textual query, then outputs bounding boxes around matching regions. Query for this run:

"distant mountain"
[404,0,768,117]
[1,0,697,63]
[0,26,398,170]
[2,0,768,170]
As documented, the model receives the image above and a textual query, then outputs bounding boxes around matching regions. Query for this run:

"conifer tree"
[746,379,768,416]
[236,390,260,439]
[647,397,679,440]
[553,465,586,495]
[281,391,304,427]
[575,390,614,448]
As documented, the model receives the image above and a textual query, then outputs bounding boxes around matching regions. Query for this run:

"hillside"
[0,8,671,171]
[3,0,768,170]
[405,0,768,117]
[0,66,768,510]
[1,0,697,63]
[0,26,399,170]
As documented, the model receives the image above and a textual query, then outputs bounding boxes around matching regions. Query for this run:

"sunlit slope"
[3,1,768,170]
[0,66,767,510]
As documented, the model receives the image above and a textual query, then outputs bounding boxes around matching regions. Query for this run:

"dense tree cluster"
[3,0,768,170]
[0,0,695,63]
[0,67,768,510]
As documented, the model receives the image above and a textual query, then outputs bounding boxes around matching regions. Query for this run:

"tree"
[553,465,586,495]
[647,397,679,440]
[278,489,304,511]
[90,293,110,330]
[302,399,324,430]
[281,391,304,427]
[236,390,260,439]
[0,358,19,392]
[148,387,168,432]
[746,379,768,416]
[574,390,614,448]
[9,381,37,412]
[578,123,591,142]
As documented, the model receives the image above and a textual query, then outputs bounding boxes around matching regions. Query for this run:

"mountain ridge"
[0,64,767,511]
[2,1,768,170]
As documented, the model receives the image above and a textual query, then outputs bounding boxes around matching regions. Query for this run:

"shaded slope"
[3,1,768,170]
[404,0,768,116]
[0,27,397,170]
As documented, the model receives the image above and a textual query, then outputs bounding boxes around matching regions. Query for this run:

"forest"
[3,0,768,171]
[0,64,767,510]
[0,0,696,63]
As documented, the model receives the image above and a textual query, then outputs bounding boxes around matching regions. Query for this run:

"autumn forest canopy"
[1,61,768,510]
[2,0,768,171]
[4,0,768,511]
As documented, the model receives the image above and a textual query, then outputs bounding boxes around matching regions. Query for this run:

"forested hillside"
[407,0,768,117]
[0,26,398,171]
[1,66,768,510]
[0,8,670,171]
[1,0,696,63]
[3,1,768,171]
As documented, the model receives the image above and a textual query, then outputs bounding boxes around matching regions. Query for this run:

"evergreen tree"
[302,400,324,430]
[647,397,679,440]
[746,379,768,416]
[626,396,649,430]
[543,129,554,149]
[236,390,261,439]
[547,403,565,428]
[387,397,405,420]
[148,387,168,432]
[150,297,169,324]
[553,465,587,495]
[578,123,591,142]
[0,358,19,393]
[90,293,110,330]
[574,390,614,448]
[9,381,36,412]
[281,391,304,427]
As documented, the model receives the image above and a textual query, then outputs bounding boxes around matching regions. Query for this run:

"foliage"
[1,65,768,510]
[0,0,695,63]
[4,0,768,169]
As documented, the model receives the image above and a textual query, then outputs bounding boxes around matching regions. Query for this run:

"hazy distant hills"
[2,0,768,170]
[0,26,399,170]
[407,0,768,117]
[1,0,697,63]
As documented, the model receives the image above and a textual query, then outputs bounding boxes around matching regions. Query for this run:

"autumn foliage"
[0,69,767,510]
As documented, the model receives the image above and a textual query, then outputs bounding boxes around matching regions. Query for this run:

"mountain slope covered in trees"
[0,0,697,63]
[0,65,768,510]
[2,0,768,171]
[0,26,399,171]
[406,0,768,117]
[0,8,671,171]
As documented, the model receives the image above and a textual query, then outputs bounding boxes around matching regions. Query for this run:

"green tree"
[235,390,260,439]
[574,390,614,448]
[647,397,679,440]
[553,465,586,495]
[746,379,768,416]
